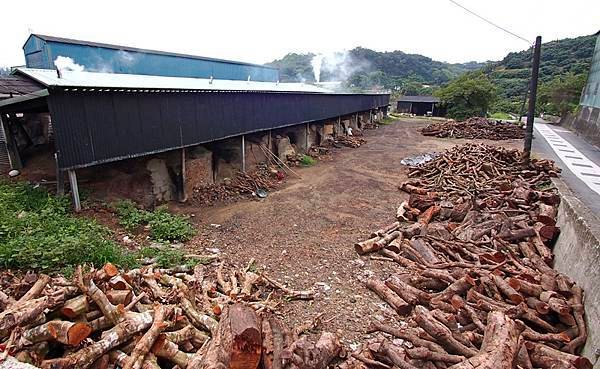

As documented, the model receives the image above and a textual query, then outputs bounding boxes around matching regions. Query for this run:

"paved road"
[531,119,600,216]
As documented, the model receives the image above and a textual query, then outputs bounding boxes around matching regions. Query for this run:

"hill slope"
[484,34,596,102]
[267,34,596,100]
[266,48,485,91]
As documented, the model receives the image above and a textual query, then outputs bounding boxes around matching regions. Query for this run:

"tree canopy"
[435,73,497,120]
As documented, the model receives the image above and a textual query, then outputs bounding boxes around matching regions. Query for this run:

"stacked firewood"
[334,136,367,148]
[421,117,525,140]
[0,260,342,369]
[192,165,282,205]
[349,143,591,369]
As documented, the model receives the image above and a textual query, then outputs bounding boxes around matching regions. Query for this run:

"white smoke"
[54,56,85,72]
[311,54,324,83]
[310,51,371,84]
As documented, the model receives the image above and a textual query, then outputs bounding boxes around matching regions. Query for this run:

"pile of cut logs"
[421,117,525,140]
[0,260,342,369]
[349,143,591,369]
[192,165,282,205]
[334,136,367,149]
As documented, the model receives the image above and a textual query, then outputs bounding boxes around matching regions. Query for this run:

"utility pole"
[523,36,542,164]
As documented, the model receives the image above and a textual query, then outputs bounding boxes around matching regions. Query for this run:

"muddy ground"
[172,118,524,348]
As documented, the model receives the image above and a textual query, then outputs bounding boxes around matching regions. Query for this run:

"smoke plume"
[310,51,371,84]
[54,56,85,72]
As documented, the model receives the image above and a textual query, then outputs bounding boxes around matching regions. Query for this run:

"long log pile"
[192,165,282,205]
[0,261,342,369]
[421,117,525,140]
[349,143,592,369]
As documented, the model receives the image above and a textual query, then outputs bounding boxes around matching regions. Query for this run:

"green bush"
[114,201,195,242]
[114,200,148,230]
[147,206,195,242]
[489,112,512,120]
[0,182,136,272]
[300,155,316,166]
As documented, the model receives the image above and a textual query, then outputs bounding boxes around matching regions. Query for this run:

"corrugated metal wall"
[0,118,11,173]
[48,90,389,170]
[581,34,600,109]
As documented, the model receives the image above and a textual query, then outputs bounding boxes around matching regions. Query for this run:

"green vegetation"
[136,245,211,268]
[267,47,484,90]
[379,116,397,125]
[486,34,595,114]
[0,182,135,272]
[434,72,497,120]
[489,112,513,120]
[299,155,316,166]
[0,182,202,273]
[268,33,595,117]
[115,200,195,242]
[538,73,587,116]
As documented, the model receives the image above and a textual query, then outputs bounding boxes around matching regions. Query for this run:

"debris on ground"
[348,143,590,369]
[0,260,344,369]
[400,152,440,166]
[191,165,283,206]
[421,117,525,140]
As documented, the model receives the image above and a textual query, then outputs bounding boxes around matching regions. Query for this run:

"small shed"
[396,96,442,116]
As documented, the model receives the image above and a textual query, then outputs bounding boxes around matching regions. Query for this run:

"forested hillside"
[266,48,485,94]
[267,34,596,111]
[484,34,596,110]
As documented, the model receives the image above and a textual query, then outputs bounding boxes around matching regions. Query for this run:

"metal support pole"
[523,36,542,164]
[54,153,64,196]
[241,135,246,172]
[369,110,373,123]
[67,170,81,212]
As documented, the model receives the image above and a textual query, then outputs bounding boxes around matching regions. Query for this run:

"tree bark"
[188,303,262,369]
[447,311,523,369]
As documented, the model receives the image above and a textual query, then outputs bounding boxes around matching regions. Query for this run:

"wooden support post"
[241,135,246,172]
[179,148,187,202]
[523,36,542,164]
[55,153,64,196]
[370,110,373,123]
[305,123,310,153]
[67,170,81,212]
[268,131,272,151]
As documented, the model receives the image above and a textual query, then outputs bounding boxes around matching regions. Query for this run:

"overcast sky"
[1,0,598,68]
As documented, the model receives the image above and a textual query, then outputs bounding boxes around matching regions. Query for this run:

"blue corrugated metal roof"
[25,34,278,70]
[22,34,280,82]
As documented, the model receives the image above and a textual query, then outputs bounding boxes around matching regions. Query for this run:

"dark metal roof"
[27,34,278,70]
[48,90,389,170]
[0,74,45,98]
[397,95,440,103]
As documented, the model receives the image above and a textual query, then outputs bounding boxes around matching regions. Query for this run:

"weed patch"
[300,155,316,166]
[114,201,195,242]
[0,182,136,273]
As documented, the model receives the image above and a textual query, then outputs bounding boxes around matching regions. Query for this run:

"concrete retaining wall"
[552,178,600,365]
[561,106,600,147]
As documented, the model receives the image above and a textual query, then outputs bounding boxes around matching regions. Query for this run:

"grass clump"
[136,246,212,268]
[300,155,316,166]
[0,182,136,272]
[114,201,195,242]
[379,117,396,125]
[489,112,513,120]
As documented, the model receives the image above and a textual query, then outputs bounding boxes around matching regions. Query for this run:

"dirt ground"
[173,118,525,348]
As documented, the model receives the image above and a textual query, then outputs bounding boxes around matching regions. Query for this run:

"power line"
[447,0,532,45]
